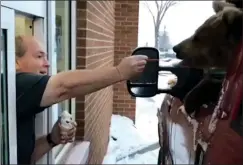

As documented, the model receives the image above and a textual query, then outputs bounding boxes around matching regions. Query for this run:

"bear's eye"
[193,35,200,42]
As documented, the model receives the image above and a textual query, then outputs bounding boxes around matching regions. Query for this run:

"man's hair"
[15,35,27,57]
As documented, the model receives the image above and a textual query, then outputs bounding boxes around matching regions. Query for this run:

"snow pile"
[116,149,159,164]
[103,115,159,164]
[135,98,160,143]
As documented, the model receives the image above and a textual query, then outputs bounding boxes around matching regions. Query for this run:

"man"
[15,35,148,164]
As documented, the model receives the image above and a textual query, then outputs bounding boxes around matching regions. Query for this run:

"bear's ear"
[222,6,243,39]
[226,0,243,9]
[213,1,236,13]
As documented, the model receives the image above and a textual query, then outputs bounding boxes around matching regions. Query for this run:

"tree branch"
[159,1,165,14]
[144,2,156,26]
[155,0,159,11]
[159,1,177,24]
[144,0,178,48]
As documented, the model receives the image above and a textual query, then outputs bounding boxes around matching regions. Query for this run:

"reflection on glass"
[131,87,156,96]
[1,29,9,164]
[1,31,3,73]
[54,1,72,157]
[158,71,177,89]
[56,1,71,115]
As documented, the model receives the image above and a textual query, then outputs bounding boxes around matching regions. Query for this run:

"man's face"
[16,37,50,75]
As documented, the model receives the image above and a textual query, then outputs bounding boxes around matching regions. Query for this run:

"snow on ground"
[102,115,159,164]
[103,70,176,164]
[116,148,160,164]
[135,97,161,143]
[135,73,174,143]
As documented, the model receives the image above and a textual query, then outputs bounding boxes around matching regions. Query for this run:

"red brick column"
[75,0,139,163]
[76,1,115,163]
[113,0,139,121]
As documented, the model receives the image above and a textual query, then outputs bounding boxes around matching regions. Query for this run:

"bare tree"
[144,1,178,48]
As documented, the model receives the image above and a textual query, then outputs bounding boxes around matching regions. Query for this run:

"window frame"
[1,1,76,164]
[1,1,48,164]
[4,1,48,164]
[47,0,76,164]
[1,1,46,17]
[1,6,18,164]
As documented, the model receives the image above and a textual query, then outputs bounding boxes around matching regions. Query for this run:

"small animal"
[60,110,74,129]
[60,110,76,140]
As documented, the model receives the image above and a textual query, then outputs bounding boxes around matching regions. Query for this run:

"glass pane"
[56,1,71,115]
[54,0,72,158]
[1,29,9,164]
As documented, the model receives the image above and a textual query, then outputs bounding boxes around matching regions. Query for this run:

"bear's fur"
[173,5,242,69]
[213,0,242,13]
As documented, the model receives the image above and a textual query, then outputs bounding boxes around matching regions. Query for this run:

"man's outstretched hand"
[116,55,148,80]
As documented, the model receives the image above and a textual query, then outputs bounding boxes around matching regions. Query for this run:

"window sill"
[55,142,74,164]
[56,141,90,164]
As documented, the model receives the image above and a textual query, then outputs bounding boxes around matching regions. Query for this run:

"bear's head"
[213,0,242,13]
[173,5,242,69]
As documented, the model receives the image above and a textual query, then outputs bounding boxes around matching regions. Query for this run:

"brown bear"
[173,3,242,69]
[171,1,242,115]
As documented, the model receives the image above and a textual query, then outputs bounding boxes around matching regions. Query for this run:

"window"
[1,7,17,163]
[53,0,73,160]
[56,0,72,116]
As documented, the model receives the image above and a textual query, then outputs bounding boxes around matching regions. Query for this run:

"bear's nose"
[173,45,182,59]
[173,45,179,54]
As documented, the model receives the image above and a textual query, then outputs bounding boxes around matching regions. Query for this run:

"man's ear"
[15,57,21,71]
[222,6,243,38]
[213,1,236,13]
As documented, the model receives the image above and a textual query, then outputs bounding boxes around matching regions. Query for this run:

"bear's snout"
[173,45,183,59]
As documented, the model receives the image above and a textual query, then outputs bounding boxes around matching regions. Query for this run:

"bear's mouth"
[179,56,210,69]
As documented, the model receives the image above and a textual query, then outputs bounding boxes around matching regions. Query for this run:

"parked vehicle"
[127,46,243,165]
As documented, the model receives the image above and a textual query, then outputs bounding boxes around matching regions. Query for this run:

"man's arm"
[40,66,122,107]
[30,136,52,164]
[29,67,119,162]
[40,55,148,107]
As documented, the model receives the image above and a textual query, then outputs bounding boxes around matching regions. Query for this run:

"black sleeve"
[16,73,51,119]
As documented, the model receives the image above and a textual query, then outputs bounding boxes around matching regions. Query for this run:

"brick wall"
[113,0,139,121]
[76,1,115,164]
[75,0,139,164]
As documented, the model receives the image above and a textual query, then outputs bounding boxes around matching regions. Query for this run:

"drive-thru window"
[0,1,76,164]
